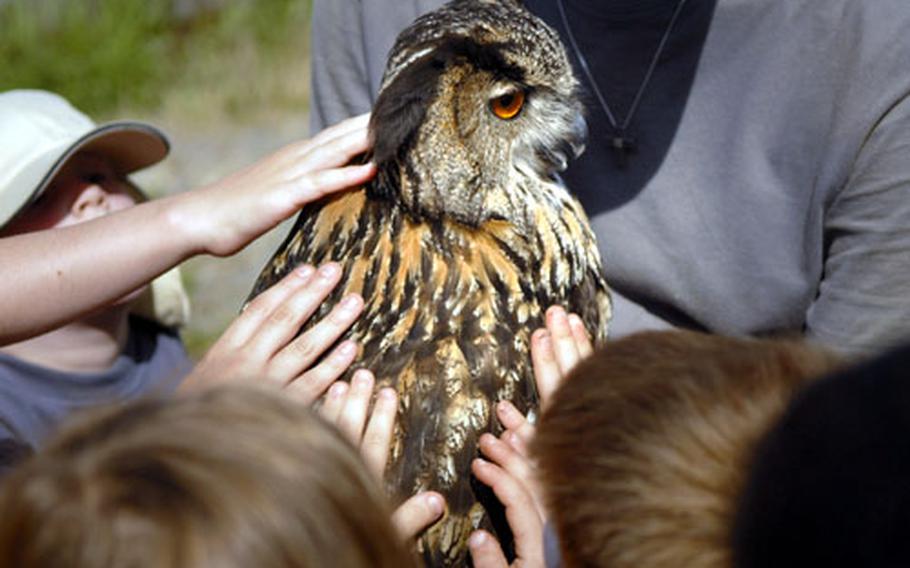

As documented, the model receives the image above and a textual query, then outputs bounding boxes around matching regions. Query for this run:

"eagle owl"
[249,0,611,564]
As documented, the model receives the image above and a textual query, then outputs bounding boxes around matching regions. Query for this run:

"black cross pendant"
[609,134,637,169]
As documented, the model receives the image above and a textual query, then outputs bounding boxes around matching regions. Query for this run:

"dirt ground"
[131,111,311,358]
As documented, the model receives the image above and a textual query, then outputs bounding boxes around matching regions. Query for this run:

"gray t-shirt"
[309,0,910,358]
[0,316,192,471]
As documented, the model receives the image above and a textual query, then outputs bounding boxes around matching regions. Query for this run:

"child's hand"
[468,443,545,568]
[531,306,593,410]
[494,306,592,461]
[463,306,596,566]
[492,403,546,520]
[180,262,361,400]
[319,370,446,541]
[172,114,376,257]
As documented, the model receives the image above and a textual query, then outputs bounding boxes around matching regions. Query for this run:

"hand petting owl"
[249,0,611,565]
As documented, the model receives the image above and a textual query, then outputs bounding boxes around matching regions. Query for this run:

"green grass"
[0,0,313,119]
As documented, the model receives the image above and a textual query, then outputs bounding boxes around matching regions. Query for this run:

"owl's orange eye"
[490,90,525,120]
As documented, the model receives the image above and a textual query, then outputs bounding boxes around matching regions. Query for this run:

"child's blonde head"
[0,386,415,568]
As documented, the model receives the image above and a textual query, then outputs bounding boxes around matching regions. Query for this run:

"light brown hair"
[533,330,841,568]
[0,386,416,568]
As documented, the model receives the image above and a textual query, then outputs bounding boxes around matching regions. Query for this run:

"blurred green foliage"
[0,0,312,116]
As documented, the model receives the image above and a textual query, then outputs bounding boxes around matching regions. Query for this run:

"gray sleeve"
[308,0,373,134]
[807,94,910,358]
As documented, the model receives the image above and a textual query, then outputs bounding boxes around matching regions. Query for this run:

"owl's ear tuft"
[370,52,446,166]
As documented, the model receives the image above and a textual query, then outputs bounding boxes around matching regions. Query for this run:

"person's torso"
[355,0,910,339]
[0,317,190,455]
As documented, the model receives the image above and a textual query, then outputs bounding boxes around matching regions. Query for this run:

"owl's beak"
[567,112,588,159]
[539,113,587,172]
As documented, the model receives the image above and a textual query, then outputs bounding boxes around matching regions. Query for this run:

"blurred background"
[0,0,316,357]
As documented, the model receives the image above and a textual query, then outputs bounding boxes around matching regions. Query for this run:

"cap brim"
[2,121,169,227]
[75,122,170,176]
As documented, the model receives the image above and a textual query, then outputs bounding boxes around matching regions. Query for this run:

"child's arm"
[0,115,374,345]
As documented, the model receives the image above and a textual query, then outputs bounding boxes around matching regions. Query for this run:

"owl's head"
[368,0,585,229]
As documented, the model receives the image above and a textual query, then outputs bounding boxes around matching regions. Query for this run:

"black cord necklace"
[556,0,689,167]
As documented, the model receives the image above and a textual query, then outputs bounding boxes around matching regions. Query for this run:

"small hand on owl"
[169,113,377,258]
[180,262,363,397]
[469,306,593,567]
[319,369,447,542]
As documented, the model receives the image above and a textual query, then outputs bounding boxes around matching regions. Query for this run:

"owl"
[249,0,611,564]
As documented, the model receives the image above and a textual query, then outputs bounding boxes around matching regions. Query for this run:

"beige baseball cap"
[0,89,190,328]
[0,89,171,227]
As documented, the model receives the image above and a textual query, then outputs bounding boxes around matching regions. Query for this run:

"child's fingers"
[495,400,533,435]
[391,491,445,542]
[472,458,544,564]
[287,340,358,404]
[489,429,548,521]
[319,381,349,423]
[531,328,560,410]
[228,265,315,347]
[468,530,509,568]
[335,369,374,443]
[300,113,371,154]
[479,434,534,488]
[290,162,377,207]
[269,292,363,382]
[360,387,398,477]
[278,113,370,160]
[500,428,530,459]
[296,122,373,173]
[568,313,593,357]
[249,264,342,371]
[546,306,581,377]
[495,401,535,454]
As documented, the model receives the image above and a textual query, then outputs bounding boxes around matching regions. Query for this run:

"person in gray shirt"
[309,0,910,359]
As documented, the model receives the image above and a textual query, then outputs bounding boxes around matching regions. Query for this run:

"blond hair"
[0,386,416,568]
[533,331,841,568]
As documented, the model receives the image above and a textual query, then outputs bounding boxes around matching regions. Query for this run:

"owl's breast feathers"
[251,177,609,562]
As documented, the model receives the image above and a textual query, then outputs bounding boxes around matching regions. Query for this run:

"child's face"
[1,152,138,236]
